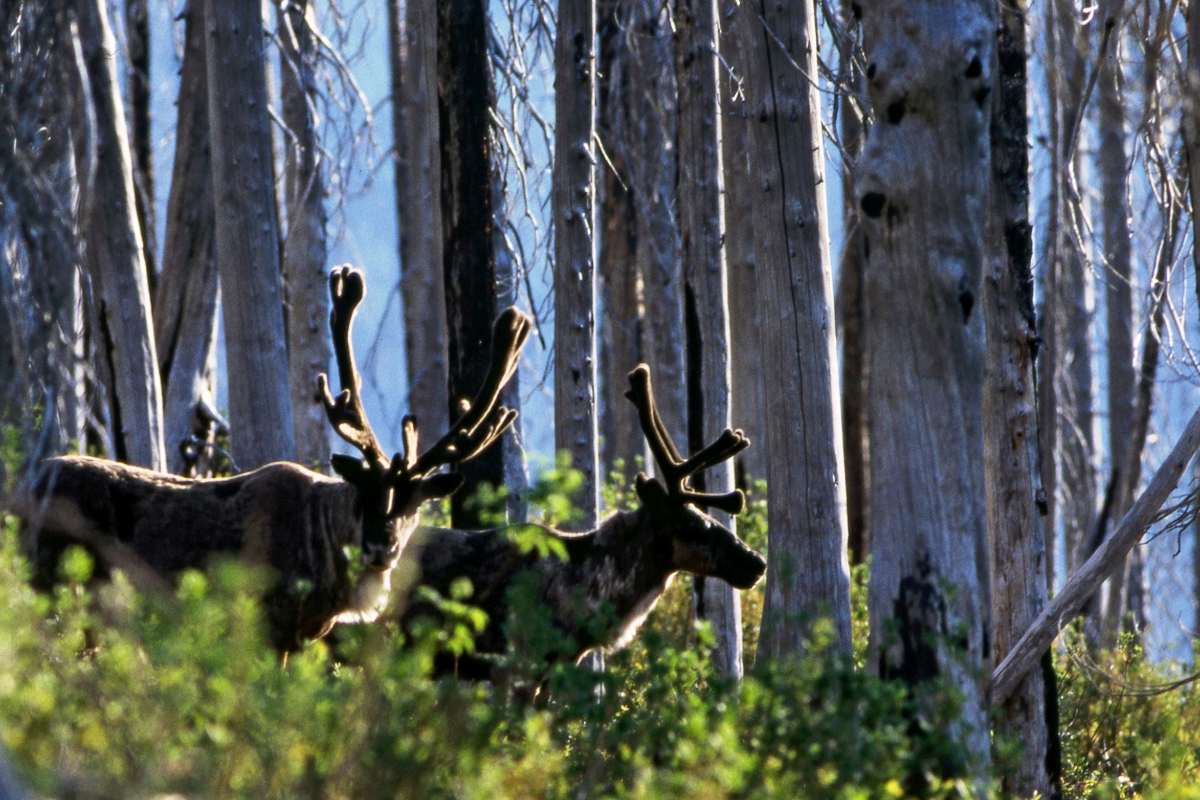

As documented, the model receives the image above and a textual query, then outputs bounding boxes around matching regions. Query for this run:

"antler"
[316,266,389,471]
[625,364,749,515]
[407,307,532,479]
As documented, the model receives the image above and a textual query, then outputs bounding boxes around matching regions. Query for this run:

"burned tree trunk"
[125,0,155,281]
[205,0,295,469]
[155,0,219,473]
[742,0,851,660]
[675,0,742,678]
[391,0,448,443]
[439,0,506,527]
[553,0,600,522]
[857,0,994,769]
[279,0,331,470]
[72,0,166,471]
[985,6,1055,794]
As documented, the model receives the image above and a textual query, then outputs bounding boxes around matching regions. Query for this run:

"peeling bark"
[742,0,851,660]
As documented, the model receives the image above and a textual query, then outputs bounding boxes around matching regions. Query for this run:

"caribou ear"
[330,454,371,484]
[418,472,466,500]
[634,473,671,509]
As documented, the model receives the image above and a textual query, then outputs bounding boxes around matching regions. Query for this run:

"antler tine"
[316,265,388,468]
[409,307,532,477]
[625,364,685,479]
[676,429,750,479]
[679,487,747,515]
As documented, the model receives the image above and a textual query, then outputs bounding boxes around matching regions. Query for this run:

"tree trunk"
[985,6,1055,794]
[553,0,600,523]
[72,0,166,471]
[205,0,295,469]
[279,0,331,470]
[125,0,156,281]
[675,0,742,679]
[391,0,449,443]
[743,0,851,660]
[597,0,643,483]
[857,0,994,771]
[719,1,767,491]
[155,0,219,474]
[1186,0,1200,642]
[836,4,869,568]
[439,0,505,527]
[628,0,686,455]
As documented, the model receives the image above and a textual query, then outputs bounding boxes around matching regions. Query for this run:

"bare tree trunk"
[72,0,166,471]
[986,6,1055,794]
[743,0,851,660]
[278,0,331,470]
[597,0,643,482]
[125,0,155,281]
[719,1,767,491]
[628,0,685,454]
[439,0,505,527]
[154,0,219,473]
[553,0,600,522]
[675,0,741,679]
[857,0,993,771]
[205,0,295,469]
[836,4,869,568]
[1186,0,1200,642]
[391,0,448,442]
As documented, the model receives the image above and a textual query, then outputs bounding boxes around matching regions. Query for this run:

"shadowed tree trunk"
[628,0,686,454]
[279,0,331,470]
[675,0,742,679]
[439,0,505,527]
[719,1,767,492]
[72,0,166,471]
[391,0,448,443]
[743,0,851,660]
[857,0,994,771]
[154,0,219,474]
[597,0,643,482]
[205,0,295,469]
[986,5,1056,794]
[125,0,155,281]
[554,0,600,523]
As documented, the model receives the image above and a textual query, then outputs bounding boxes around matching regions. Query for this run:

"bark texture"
[985,6,1054,794]
[205,0,295,469]
[155,0,219,473]
[438,0,505,527]
[72,0,166,470]
[675,0,741,679]
[742,0,851,659]
[856,0,994,769]
[279,0,331,470]
[391,0,448,442]
[554,0,600,523]
[125,0,155,279]
[628,0,686,454]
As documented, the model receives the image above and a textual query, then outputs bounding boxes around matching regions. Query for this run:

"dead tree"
[278,0,332,470]
[16,267,531,651]
[205,0,295,469]
[675,0,742,679]
[396,365,765,679]
[154,0,219,474]
[856,0,995,769]
[743,0,851,660]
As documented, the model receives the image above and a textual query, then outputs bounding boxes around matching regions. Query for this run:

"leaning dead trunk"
[741,0,851,660]
[279,0,331,470]
[71,0,166,471]
[985,6,1055,794]
[391,0,448,443]
[205,0,295,468]
[155,0,219,473]
[675,0,742,679]
[857,0,994,769]
[125,0,155,281]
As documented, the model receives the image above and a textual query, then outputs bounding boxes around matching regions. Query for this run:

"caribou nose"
[733,549,767,589]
